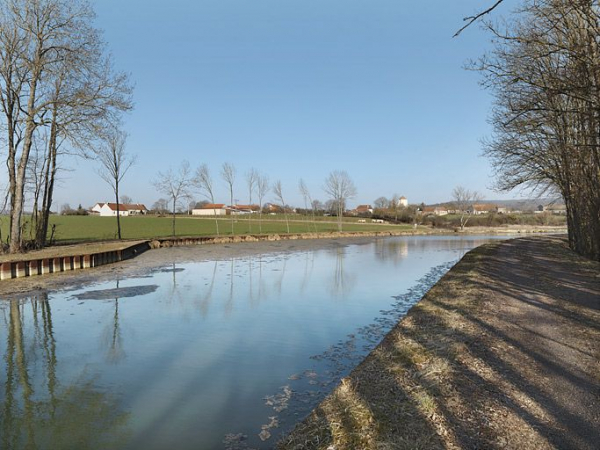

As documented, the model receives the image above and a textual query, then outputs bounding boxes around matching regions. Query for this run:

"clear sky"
[55,0,521,210]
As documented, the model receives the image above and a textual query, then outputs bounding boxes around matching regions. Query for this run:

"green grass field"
[0,214,415,244]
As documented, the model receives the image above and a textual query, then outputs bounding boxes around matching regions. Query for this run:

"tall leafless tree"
[0,0,132,251]
[246,168,258,234]
[221,162,236,235]
[452,185,483,231]
[97,130,136,239]
[477,0,600,260]
[153,161,192,237]
[299,178,315,232]
[256,174,269,234]
[193,164,219,236]
[323,171,357,232]
[273,180,290,233]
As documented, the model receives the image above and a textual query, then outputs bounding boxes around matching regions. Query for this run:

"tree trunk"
[115,184,122,240]
[36,108,59,248]
[9,64,41,253]
[172,198,176,237]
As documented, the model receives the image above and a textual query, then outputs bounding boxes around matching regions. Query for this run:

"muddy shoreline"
[277,236,600,450]
[0,235,396,297]
[0,226,566,294]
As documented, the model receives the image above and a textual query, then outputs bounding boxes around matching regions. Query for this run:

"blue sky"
[58,0,521,209]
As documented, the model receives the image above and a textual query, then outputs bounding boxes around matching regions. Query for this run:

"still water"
[0,235,510,449]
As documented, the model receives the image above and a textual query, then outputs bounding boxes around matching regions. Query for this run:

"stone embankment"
[0,241,150,280]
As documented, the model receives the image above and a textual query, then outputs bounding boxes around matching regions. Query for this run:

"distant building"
[468,204,499,215]
[91,202,148,217]
[354,204,374,215]
[398,196,408,207]
[422,206,448,216]
[538,204,567,215]
[229,204,260,215]
[264,203,283,213]
[192,204,227,216]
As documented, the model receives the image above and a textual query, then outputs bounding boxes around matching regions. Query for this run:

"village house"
[354,204,374,215]
[191,204,228,216]
[90,202,148,217]
[398,196,408,207]
[537,204,567,215]
[229,204,260,215]
[468,204,499,215]
[422,206,449,216]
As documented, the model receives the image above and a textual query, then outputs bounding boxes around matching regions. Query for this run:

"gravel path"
[279,236,600,450]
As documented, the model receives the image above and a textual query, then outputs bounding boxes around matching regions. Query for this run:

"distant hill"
[429,198,563,211]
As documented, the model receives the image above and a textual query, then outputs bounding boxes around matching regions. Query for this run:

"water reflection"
[103,282,125,364]
[0,235,512,450]
[330,246,356,298]
[0,295,130,450]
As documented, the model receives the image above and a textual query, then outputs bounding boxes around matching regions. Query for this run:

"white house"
[192,204,228,216]
[398,196,408,207]
[91,202,148,217]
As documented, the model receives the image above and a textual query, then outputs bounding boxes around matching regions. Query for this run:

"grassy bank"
[278,236,600,449]
[0,215,414,244]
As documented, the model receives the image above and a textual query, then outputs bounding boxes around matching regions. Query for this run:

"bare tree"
[452,186,483,231]
[97,130,136,239]
[0,0,132,252]
[298,179,315,232]
[221,162,236,235]
[256,174,269,234]
[323,171,357,232]
[153,161,192,236]
[152,198,169,215]
[373,196,389,210]
[477,0,600,259]
[193,164,219,236]
[246,168,259,234]
[390,193,401,222]
[120,195,132,205]
[273,180,290,233]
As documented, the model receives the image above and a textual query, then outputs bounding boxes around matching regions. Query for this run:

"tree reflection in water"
[330,246,356,298]
[103,279,125,364]
[0,294,130,450]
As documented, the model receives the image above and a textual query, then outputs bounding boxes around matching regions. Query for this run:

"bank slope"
[278,236,600,450]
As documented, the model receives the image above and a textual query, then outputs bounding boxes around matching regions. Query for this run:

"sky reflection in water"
[0,236,510,449]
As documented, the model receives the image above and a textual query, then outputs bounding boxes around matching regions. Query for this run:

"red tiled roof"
[200,204,226,209]
[231,204,260,210]
[423,206,447,212]
[472,204,498,211]
[102,203,147,211]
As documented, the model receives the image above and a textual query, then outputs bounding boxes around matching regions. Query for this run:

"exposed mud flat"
[73,285,158,300]
[0,237,386,297]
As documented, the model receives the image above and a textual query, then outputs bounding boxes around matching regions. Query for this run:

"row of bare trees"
[153,161,357,236]
[0,0,132,252]
[477,0,600,260]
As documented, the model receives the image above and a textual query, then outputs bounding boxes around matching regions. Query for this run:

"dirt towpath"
[278,236,600,450]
